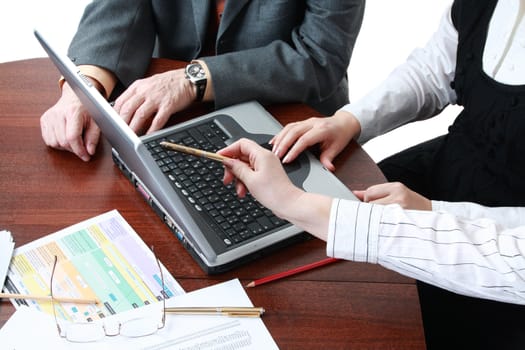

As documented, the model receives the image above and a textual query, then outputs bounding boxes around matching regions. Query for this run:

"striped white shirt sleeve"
[341,5,457,144]
[327,199,525,305]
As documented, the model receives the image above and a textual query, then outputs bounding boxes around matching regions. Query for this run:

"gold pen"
[160,141,232,162]
[165,306,265,318]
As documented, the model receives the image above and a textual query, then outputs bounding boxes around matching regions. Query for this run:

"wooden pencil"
[160,141,231,162]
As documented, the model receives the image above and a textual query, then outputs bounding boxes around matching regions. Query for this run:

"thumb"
[352,190,366,201]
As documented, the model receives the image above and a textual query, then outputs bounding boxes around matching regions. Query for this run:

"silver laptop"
[35,29,357,274]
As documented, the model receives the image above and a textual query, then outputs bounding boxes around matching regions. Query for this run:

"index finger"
[271,121,313,159]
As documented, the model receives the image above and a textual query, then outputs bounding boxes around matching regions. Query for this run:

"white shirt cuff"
[327,199,382,263]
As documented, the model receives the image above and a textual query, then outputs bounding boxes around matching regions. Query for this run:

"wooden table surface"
[0,58,425,349]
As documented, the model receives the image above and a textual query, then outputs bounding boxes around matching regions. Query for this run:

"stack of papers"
[0,230,14,289]
[0,279,278,349]
[0,211,278,349]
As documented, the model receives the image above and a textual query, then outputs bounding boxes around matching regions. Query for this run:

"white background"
[0,0,459,162]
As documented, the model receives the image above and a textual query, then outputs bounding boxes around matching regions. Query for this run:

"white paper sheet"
[0,279,279,350]
[0,230,14,288]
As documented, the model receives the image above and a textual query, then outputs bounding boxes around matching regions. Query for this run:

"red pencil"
[245,257,340,288]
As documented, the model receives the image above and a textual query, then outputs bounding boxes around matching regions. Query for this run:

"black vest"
[430,0,525,206]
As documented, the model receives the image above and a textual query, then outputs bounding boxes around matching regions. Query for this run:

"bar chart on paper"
[3,210,184,322]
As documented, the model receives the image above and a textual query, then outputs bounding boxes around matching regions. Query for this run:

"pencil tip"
[245,282,254,288]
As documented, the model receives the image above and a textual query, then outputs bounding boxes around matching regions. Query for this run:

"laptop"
[35,29,358,274]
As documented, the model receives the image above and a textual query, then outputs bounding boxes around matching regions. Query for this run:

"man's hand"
[113,69,196,135]
[40,83,100,162]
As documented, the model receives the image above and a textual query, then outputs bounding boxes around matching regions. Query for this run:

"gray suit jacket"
[68,0,364,115]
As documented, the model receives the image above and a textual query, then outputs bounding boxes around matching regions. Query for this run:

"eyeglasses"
[49,247,166,343]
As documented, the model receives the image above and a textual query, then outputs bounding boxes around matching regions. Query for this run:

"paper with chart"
[3,209,184,322]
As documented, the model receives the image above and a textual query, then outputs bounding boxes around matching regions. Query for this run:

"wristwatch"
[185,62,207,101]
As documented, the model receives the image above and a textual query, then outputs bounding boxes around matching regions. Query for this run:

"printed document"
[4,210,184,321]
[0,279,279,349]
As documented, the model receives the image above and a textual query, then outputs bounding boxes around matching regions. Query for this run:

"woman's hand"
[269,110,361,171]
[354,182,432,210]
[219,138,332,240]
[219,138,302,218]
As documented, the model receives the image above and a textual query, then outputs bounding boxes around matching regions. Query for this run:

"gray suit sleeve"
[202,0,364,115]
[68,0,156,87]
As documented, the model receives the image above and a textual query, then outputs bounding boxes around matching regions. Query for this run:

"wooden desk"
[0,58,425,349]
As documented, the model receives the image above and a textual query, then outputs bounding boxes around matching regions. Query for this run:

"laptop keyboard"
[145,121,288,248]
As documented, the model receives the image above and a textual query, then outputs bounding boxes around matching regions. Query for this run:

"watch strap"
[194,79,206,102]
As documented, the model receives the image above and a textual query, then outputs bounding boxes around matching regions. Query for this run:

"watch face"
[187,63,206,81]
[185,63,207,101]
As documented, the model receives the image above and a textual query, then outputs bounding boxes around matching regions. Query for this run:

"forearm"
[343,5,457,143]
[328,199,525,305]
[203,44,346,114]
[378,205,525,305]
[68,0,156,87]
[77,65,117,99]
[432,200,525,229]
[201,0,364,114]
[276,191,332,242]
